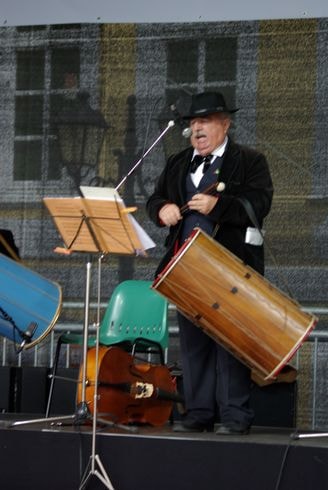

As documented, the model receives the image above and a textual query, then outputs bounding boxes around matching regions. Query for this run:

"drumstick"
[180,182,226,214]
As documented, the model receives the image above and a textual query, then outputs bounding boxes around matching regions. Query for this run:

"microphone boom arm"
[115,120,175,191]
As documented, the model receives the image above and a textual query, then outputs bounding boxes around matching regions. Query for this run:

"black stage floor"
[0,414,328,490]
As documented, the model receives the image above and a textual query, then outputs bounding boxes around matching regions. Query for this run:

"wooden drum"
[152,228,317,381]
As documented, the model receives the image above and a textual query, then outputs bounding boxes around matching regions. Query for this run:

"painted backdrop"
[0,18,327,427]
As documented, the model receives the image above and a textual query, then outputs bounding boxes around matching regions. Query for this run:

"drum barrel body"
[153,229,317,380]
[0,253,62,349]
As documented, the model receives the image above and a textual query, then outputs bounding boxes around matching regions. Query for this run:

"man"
[147,92,273,434]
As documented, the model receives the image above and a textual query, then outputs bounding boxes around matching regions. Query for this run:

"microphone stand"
[17,322,38,354]
[291,431,328,440]
[78,117,178,487]
[115,120,175,191]
[0,306,37,354]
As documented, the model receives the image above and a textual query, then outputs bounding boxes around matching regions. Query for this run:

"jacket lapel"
[218,139,240,187]
[175,147,194,204]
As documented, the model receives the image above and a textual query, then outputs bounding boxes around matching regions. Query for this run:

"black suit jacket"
[147,138,273,275]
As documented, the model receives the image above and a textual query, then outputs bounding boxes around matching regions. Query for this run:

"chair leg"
[45,335,63,417]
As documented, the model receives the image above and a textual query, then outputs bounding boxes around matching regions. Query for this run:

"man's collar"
[192,135,228,160]
[212,136,228,157]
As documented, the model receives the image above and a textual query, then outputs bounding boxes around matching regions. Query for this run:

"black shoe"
[173,419,214,433]
[216,422,250,435]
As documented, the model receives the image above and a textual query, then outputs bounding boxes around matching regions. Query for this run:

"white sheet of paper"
[79,186,156,252]
[79,186,122,201]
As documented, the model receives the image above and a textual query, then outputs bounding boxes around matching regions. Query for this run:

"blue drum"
[0,253,62,350]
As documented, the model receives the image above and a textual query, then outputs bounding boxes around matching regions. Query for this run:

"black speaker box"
[0,366,15,412]
[250,381,297,428]
[15,366,48,413]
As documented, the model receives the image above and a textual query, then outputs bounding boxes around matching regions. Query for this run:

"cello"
[77,345,181,427]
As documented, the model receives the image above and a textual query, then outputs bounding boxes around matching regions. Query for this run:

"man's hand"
[187,193,218,215]
[159,203,182,226]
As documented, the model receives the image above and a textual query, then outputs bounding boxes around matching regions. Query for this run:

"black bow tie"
[190,154,212,173]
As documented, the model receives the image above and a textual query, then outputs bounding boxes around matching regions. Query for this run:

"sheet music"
[80,186,156,252]
[128,214,156,254]
[79,186,122,201]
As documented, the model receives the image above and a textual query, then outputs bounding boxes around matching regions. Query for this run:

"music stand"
[50,191,143,412]
[11,191,148,489]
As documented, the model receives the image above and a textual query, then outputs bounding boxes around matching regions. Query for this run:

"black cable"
[273,441,292,490]
[0,305,21,352]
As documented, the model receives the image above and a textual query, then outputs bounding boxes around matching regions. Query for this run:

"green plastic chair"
[46,280,169,416]
[97,280,169,357]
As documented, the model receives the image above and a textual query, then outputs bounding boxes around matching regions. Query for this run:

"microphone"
[17,322,37,353]
[170,104,192,139]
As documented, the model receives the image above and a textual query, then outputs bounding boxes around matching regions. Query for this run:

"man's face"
[190,113,231,156]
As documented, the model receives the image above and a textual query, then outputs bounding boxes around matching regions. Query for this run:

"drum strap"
[238,197,294,299]
[237,197,263,238]
[212,196,263,248]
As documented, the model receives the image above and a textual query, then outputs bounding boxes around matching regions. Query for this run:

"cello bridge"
[132,381,154,399]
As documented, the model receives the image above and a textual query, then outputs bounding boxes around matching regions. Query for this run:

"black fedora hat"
[183,92,238,119]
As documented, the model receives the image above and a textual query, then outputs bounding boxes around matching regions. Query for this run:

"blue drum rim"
[24,284,62,349]
[0,253,63,349]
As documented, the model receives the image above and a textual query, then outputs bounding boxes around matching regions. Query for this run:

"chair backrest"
[99,280,169,351]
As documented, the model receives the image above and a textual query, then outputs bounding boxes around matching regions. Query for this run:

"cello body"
[77,346,177,427]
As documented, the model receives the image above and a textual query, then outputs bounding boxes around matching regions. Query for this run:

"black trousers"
[177,311,254,427]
